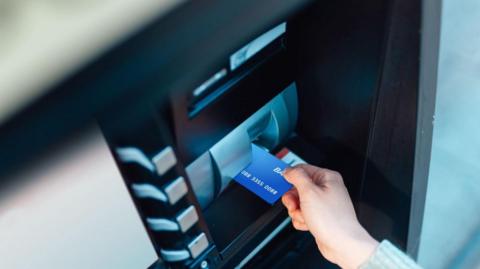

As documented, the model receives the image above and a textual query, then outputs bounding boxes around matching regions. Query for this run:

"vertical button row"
[116,146,188,205]
[115,145,209,264]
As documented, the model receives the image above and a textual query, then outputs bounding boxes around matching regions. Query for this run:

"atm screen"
[203,180,272,251]
[187,22,287,118]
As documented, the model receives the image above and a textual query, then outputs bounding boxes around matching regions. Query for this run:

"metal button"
[188,233,209,259]
[160,249,190,262]
[176,205,198,232]
[200,260,209,269]
[164,176,188,205]
[159,233,208,262]
[131,183,167,202]
[146,205,197,232]
[152,146,177,176]
[146,217,179,231]
[116,147,155,172]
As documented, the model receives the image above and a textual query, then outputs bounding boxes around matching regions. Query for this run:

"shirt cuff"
[359,240,422,269]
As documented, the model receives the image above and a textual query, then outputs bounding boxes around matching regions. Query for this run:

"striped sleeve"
[359,240,422,269]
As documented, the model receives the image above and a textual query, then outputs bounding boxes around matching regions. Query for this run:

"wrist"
[338,229,378,269]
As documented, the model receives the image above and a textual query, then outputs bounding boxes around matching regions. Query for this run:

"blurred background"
[418,0,480,268]
[0,1,179,268]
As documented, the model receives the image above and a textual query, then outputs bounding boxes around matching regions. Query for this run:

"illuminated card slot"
[230,22,286,71]
[192,68,227,97]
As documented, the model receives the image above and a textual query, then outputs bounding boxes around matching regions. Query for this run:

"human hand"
[282,164,379,269]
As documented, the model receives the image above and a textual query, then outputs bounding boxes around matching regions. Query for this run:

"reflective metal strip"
[131,183,167,202]
[116,147,155,172]
[146,218,179,231]
[160,249,190,262]
[235,217,291,268]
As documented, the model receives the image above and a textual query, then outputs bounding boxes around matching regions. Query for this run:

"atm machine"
[0,0,440,268]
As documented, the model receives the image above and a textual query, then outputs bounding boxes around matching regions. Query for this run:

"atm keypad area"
[101,38,327,268]
[102,83,326,269]
[99,1,422,268]
[102,105,327,269]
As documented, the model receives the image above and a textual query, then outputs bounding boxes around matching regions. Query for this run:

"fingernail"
[282,167,292,176]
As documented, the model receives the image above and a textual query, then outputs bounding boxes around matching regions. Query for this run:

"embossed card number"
[233,144,292,204]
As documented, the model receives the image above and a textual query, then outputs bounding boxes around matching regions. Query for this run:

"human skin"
[282,164,379,269]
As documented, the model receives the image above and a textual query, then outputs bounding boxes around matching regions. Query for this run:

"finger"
[293,164,330,185]
[292,219,309,231]
[283,166,315,193]
[289,187,300,199]
[282,190,299,212]
[284,187,300,201]
[293,164,328,175]
[292,164,343,186]
[290,209,306,224]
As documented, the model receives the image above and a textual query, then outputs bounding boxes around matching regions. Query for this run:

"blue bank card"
[233,144,292,204]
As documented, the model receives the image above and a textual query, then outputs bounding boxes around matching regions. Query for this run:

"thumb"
[283,166,315,193]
